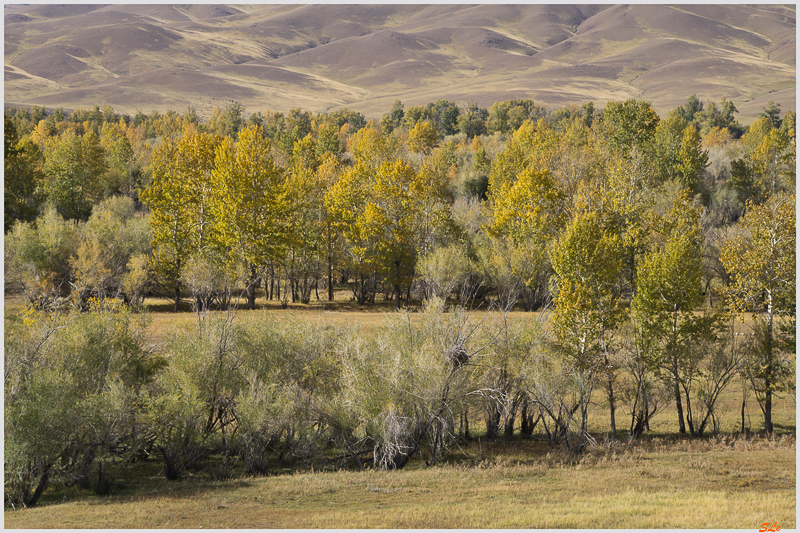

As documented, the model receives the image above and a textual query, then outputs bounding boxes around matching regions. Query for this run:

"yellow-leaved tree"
[549,208,626,437]
[485,119,566,311]
[325,161,375,305]
[326,152,450,310]
[210,125,287,309]
[632,190,726,436]
[721,193,795,434]
[283,134,329,304]
[407,121,439,154]
[140,125,222,311]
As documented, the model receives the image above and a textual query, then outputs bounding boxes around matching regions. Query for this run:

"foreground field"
[5,435,795,529]
[4,295,795,528]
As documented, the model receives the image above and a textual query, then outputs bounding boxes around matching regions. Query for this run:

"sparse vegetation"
[4,5,795,121]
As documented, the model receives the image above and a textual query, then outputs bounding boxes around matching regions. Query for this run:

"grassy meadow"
[3,293,796,528]
[5,434,795,529]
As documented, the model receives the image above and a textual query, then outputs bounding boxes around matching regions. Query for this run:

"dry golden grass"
[5,435,794,529]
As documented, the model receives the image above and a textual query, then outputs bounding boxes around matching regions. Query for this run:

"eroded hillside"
[4,4,795,121]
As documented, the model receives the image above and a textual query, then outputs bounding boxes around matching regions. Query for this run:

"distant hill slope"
[4,4,795,122]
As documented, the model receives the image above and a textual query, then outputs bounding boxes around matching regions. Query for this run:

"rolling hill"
[4,4,795,122]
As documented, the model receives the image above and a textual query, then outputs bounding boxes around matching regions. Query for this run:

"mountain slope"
[4,4,795,122]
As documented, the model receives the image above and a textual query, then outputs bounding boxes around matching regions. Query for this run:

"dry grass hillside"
[4,4,795,122]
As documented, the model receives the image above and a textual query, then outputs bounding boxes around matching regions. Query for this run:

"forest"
[3,95,796,511]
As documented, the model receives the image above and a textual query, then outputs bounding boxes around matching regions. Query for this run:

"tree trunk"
[764,293,774,434]
[671,308,686,434]
[485,405,500,440]
[741,389,747,433]
[356,274,366,305]
[764,383,773,434]
[174,260,181,313]
[247,264,258,310]
[674,380,686,434]
[268,266,274,300]
[24,465,51,508]
[327,225,334,301]
[174,283,181,312]
[607,381,617,438]
[580,402,589,434]
[601,321,617,438]
[394,260,402,311]
[684,389,695,435]
[520,403,539,436]
[504,412,516,439]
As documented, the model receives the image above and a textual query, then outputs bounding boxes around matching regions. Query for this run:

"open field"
[4,4,795,121]
[4,434,795,529]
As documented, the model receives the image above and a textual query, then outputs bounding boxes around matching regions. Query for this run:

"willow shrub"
[143,314,246,480]
[232,314,343,473]
[5,306,157,507]
[338,300,483,469]
[143,312,345,479]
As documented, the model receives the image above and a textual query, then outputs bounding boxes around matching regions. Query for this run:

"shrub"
[5,308,155,507]
[338,302,481,469]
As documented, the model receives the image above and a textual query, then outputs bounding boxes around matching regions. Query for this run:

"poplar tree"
[550,209,626,436]
[211,125,287,309]
[633,191,711,435]
[721,193,795,434]
[140,126,222,311]
[4,118,44,231]
[44,129,107,221]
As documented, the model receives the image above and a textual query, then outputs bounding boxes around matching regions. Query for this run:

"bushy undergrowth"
[4,303,795,509]
[5,304,159,507]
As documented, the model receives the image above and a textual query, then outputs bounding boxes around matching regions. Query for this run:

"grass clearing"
[5,435,794,529]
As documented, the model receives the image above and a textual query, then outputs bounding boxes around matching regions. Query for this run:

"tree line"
[4,95,795,507]
[5,96,792,311]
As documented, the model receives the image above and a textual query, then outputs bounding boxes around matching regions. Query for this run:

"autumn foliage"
[4,97,796,507]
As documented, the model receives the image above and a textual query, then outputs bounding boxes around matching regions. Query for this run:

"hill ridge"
[4,4,795,122]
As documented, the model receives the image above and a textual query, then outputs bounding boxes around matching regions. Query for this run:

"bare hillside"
[4,4,795,122]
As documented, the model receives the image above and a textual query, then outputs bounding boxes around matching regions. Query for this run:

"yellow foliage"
[407,121,439,154]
